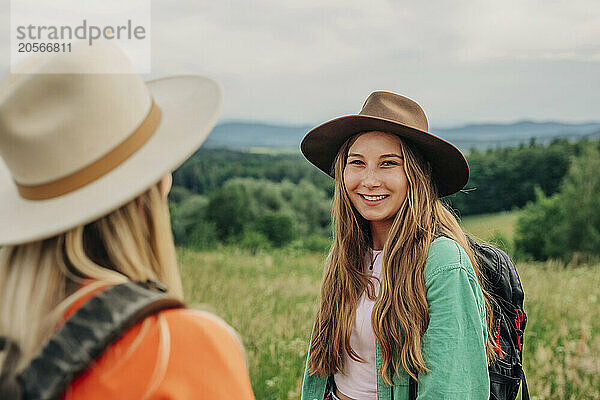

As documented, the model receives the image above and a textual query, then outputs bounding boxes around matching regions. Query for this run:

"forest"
[170,137,600,262]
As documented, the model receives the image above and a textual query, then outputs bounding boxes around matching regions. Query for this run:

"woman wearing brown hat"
[300,92,493,400]
[0,44,255,399]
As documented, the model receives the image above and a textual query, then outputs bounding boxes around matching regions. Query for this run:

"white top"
[334,249,383,400]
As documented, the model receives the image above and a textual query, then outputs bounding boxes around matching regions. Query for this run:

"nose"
[362,167,381,189]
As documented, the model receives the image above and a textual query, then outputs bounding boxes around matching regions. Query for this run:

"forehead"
[348,131,403,154]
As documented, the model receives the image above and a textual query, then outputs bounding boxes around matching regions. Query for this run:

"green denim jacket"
[301,237,490,400]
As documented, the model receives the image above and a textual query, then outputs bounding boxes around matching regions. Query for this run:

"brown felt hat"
[300,91,469,197]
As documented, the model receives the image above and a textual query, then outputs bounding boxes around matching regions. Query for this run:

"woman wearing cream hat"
[0,44,255,399]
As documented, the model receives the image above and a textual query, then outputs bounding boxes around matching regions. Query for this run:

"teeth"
[363,194,387,201]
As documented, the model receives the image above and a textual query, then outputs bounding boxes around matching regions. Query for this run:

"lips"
[359,193,389,203]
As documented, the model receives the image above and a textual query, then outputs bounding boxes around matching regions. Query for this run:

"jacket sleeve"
[417,245,489,399]
[301,326,328,400]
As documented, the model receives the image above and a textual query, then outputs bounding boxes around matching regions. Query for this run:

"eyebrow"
[381,153,403,159]
[347,153,403,159]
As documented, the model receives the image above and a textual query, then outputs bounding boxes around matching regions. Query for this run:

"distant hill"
[437,121,600,150]
[204,120,600,151]
[204,122,312,150]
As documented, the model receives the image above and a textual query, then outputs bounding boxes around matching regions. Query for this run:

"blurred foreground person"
[0,44,255,399]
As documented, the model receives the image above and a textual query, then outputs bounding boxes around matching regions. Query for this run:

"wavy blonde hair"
[0,181,181,372]
[307,132,495,385]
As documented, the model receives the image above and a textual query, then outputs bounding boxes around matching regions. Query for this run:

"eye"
[348,159,365,166]
[381,160,400,166]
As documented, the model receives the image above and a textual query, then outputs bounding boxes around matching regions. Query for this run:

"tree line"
[170,138,599,260]
[173,139,592,215]
[514,142,600,262]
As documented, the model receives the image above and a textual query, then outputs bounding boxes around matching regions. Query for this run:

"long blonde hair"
[307,133,494,384]
[0,181,181,372]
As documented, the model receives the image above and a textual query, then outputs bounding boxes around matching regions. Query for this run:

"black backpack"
[0,280,184,400]
[409,236,529,400]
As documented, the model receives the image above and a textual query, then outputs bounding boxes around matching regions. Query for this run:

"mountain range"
[203,120,600,151]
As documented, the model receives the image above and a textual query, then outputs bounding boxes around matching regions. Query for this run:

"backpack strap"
[521,368,530,400]
[0,336,23,400]
[17,280,185,400]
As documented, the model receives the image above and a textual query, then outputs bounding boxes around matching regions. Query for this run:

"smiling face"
[343,131,408,238]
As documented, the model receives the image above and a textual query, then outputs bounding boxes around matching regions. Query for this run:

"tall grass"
[461,211,520,242]
[519,261,600,399]
[179,247,323,399]
[179,245,599,399]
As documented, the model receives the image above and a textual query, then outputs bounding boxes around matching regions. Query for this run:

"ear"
[160,173,172,199]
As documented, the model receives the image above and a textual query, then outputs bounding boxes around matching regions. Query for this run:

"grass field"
[461,210,521,243]
[179,211,599,399]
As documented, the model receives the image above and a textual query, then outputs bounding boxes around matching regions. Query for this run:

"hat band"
[15,101,162,200]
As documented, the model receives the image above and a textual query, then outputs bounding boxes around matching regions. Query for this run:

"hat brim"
[0,76,222,246]
[300,115,469,197]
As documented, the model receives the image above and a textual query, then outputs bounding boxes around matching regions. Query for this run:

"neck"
[370,220,393,250]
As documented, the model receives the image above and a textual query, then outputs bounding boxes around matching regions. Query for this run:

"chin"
[360,213,389,222]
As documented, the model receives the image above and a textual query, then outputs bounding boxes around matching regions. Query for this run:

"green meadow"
[179,211,600,400]
[461,211,520,242]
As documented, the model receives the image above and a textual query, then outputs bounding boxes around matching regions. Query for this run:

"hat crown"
[359,91,429,133]
[0,43,151,186]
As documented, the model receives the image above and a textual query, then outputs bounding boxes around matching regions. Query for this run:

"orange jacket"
[60,285,256,400]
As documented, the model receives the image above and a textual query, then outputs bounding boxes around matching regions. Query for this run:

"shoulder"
[424,236,474,282]
[160,309,254,395]
[162,308,240,341]
[422,237,487,325]
[161,308,247,363]
[66,308,254,399]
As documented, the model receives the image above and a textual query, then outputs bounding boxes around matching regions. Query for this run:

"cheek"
[397,174,408,201]
[344,168,363,192]
[384,171,408,199]
[343,168,356,192]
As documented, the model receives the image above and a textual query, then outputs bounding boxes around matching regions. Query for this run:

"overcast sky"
[1,0,599,127]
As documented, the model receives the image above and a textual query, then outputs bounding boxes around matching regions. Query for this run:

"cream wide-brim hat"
[0,43,222,246]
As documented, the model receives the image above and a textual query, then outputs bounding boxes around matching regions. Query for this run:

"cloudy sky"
[1,0,599,127]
